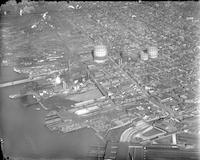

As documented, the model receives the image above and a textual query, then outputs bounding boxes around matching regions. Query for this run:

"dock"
[0,79,34,88]
[0,76,44,88]
[0,67,70,88]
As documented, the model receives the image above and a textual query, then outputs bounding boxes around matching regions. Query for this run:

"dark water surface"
[0,67,104,159]
[0,66,28,83]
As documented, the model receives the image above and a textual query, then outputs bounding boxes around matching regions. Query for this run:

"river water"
[0,15,104,160]
[0,66,105,159]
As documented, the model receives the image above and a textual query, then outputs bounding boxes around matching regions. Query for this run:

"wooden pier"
[0,77,44,88]
[0,79,33,88]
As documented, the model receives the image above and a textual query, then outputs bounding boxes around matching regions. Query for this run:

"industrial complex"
[0,1,199,160]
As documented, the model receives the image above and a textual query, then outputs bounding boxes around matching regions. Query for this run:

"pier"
[0,77,44,88]
[0,67,69,88]
[0,79,34,88]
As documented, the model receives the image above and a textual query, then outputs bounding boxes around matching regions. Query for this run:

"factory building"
[93,45,108,63]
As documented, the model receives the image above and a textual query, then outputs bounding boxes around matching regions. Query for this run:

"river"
[0,66,105,160]
[0,15,104,160]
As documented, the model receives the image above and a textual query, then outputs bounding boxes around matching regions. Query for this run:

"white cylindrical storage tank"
[140,52,148,61]
[93,45,108,63]
[148,46,158,58]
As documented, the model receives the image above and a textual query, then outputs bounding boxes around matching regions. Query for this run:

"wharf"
[0,76,44,88]
[0,79,33,88]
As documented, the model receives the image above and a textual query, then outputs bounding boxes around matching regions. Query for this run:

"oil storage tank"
[93,45,108,63]
[148,46,158,59]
